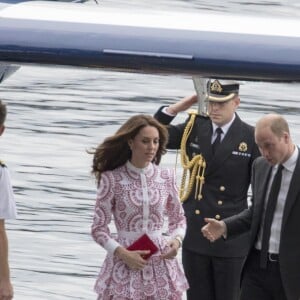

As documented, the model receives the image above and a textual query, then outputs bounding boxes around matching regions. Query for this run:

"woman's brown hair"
[90,114,168,183]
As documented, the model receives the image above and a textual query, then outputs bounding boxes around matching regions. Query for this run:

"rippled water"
[1,1,300,299]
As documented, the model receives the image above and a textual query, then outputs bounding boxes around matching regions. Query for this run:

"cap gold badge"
[239,142,248,152]
[210,80,223,93]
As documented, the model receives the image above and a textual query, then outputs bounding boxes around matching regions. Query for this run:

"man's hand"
[0,279,14,300]
[201,218,226,242]
[0,220,13,300]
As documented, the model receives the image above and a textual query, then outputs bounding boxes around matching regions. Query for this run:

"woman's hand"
[115,247,149,270]
[160,238,181,260]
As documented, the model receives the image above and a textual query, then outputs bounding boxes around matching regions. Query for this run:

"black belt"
[268,252,279,262]
[253,248,279,263]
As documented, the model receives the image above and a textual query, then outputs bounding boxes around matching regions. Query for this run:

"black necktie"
[260,164,284,268]
[212,127,223,154]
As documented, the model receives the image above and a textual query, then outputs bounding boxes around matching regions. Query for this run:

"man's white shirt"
[0,165,17,219]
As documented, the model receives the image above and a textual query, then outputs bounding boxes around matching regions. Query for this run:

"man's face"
[255,127,289,165]
[208,96,240,126]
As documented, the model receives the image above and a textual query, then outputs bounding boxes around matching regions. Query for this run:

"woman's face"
[128,125,160,168]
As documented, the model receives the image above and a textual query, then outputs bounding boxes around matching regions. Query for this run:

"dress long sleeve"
[91,172,121,255]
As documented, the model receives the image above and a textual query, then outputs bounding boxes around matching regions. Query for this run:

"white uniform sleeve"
[0,166,17,219]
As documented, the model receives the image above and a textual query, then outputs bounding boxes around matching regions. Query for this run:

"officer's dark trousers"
[182,248,244,300]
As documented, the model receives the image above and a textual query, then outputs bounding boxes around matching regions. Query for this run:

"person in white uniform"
[0,100,17,300]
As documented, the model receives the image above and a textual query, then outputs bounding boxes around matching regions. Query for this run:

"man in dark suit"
[202,113,300,300]
[154,80,260,300]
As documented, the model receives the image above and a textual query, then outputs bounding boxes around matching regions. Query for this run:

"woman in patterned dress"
[90,114,189,300]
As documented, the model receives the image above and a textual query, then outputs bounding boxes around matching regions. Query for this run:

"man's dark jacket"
[225,155,300,300]
[154,107,260,257]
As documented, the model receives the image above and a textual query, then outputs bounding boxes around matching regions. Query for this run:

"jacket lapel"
[189,118,212,158]
[197,118,213,155]
[281,150,300,229]
[206,114,242,175]
[251,161,272,242]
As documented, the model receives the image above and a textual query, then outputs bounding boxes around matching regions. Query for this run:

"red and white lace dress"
[91,161,188,300]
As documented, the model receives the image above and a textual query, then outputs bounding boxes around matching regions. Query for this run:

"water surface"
[1,1,300,299]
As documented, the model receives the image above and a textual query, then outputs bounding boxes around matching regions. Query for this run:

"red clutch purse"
[127,233,158,259]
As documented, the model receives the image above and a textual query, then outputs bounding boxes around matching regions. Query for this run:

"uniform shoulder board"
[0,160,6,167]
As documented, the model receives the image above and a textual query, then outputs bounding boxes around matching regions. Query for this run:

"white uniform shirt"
[211,114,235,143]
[0,164,17,219]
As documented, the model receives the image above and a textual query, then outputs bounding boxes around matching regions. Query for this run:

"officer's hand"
[167,94,198,114]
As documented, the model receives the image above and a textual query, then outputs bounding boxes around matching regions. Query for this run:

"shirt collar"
[212,113,236,135]
[281,145,298,173]
[126,160,153,175]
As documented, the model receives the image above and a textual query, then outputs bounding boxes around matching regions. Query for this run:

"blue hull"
[0,1,300,82]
